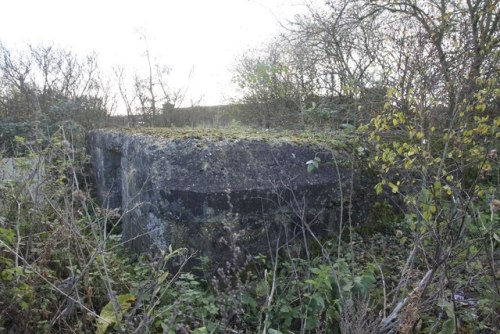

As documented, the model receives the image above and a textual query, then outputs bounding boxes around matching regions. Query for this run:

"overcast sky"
[0,0,312,108]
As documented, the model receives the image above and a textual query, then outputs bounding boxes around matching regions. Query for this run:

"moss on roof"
[115,126,359,151]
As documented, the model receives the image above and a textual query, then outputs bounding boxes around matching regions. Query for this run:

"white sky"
[0,0,312,109]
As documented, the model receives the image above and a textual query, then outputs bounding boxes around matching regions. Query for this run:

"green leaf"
[304,316,318,330]
[493,233,500,244]
[14,136,26,144]
[340,123,355,130]
[439,318,456,334]
[192,327,208,334]
[306,157,321,173]
[310,267,322,275]
[304,279,317,286]
[438,300,456,334]
[313,294,325,309]
[242,293,258,308]
[19,301,29,310]
[157,271,169,285]
[342,281,353,292]
[0,228,15,245]
[268,329,283,334]
[95,294,136,334]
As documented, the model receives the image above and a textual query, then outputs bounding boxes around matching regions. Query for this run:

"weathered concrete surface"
[0,157,45,209]
[87,128,373,262]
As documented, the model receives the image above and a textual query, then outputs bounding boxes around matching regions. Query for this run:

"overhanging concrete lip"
[87,128,368,259]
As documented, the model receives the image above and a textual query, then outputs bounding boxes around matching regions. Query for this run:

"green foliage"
[363,56,499,333]
[235,52,295,105]
[3,122,495,332]
[0,129,125,332]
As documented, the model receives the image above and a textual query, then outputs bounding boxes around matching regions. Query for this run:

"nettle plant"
[362,75,499,330]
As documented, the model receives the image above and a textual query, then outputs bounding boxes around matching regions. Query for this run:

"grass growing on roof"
[116,125,360,152]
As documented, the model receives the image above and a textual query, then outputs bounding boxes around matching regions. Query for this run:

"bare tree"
[118,36,190,127]
[0,43,110,128]
[114,66,136,127]
[367,0,499,119]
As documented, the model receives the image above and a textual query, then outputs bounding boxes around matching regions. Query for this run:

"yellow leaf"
[481,162,492,172]
[434,181,442,191]
[398,112,405,123]
[444,185,452,196]
[96,294,136,334]
[388,182,399,194]
[423,210,431,221]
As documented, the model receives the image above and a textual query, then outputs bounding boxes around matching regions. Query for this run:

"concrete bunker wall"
[89,135,123,209]
[87,129,374,262]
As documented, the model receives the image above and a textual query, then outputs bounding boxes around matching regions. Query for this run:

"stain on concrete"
[87,128,374,264]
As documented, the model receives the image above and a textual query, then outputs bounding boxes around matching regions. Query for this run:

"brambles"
[1,122,497,332]
[1,0,498,332]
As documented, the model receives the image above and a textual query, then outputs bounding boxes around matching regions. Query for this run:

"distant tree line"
[2,0,498,136]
